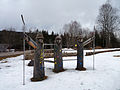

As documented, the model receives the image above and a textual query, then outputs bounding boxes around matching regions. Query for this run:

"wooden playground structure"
[20,15,95,84]
[23,32,95,82]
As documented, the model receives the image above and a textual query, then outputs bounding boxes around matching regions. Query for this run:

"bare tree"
[96,1,120,48]
[63,21,82,47]
[64,21,82,37]
[82,28,91,39]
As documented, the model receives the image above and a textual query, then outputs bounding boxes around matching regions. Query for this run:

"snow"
[62,48,120,53]
[62,48,77,53]
[0,49,120,90]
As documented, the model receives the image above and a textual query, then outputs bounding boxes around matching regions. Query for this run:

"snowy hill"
[0,49,120,90]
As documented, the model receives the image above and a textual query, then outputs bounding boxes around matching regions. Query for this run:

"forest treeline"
[0,26,120,51]
[0,29,58,50]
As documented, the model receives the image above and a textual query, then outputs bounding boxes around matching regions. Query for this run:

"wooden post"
[53,36,64,73]
[76,36,86,71]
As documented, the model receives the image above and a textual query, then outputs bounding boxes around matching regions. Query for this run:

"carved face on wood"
[38,38,43,44]
[55,36,62,45]
[36,33,44,44]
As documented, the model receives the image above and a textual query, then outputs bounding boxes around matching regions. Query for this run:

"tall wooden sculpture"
[53,36,64,73]
[76,36,86,71]
[31,33,46,81]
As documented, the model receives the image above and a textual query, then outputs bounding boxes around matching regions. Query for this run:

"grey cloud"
[0,0,119,33]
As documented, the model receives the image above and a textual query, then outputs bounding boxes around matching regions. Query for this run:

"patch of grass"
[113,55,120,57]
[1,61,8,63]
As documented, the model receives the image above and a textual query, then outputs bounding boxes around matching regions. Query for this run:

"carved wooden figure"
[76,36,86,71]
[53,36,64,72]
[31,33,46,81]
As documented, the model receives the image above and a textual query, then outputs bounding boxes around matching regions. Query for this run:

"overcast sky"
[0,0,119,33]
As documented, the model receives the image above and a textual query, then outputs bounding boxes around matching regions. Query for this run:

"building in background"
[0,44,9,52]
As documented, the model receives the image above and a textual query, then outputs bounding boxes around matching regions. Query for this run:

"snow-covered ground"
[0,49,120,90]
[62,48,120,53]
